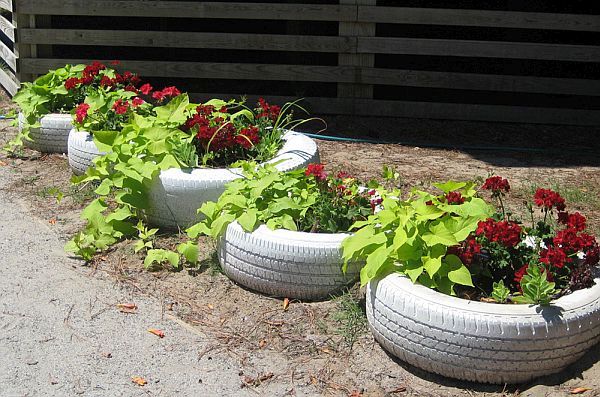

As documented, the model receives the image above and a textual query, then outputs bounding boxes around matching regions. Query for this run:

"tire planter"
[145,131,319,230]
[67,129,105,175]
[218,221,363,300]
[366,271,600,384]
[18,112,73,154]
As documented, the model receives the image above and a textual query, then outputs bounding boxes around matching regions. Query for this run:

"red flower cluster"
[139,83,153,96]
[539,247,571,269]
[257,98,281,121]
[534,188,566,211]
[553,228,599,266]
[482,176,510,194]
[112,99,130,115]
[476,218,522,248]
[75,103,90,123]
[152,86,181,102]
[64,61,142,92]
[448,236,481,266]
[445,191,465,205]
[184,104,260,152]
[305,163,327,181]
[558,211,586,232]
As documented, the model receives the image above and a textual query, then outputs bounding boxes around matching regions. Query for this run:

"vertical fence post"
[338,0,375,107]
[12,2,34,83]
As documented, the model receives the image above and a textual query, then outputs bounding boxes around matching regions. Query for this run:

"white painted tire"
[366,271,600,384]
[218,221,362,300]
[145,131,319,229]
[67,129,105,175]
[18,112,73,154]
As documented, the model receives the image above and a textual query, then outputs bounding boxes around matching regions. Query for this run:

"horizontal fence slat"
[0,14,14,41]
[14,0,356,21]
[0,0,11,11]
[361,69,600,96]
[358,7,600,32]
[192,93,600,125]
[0,39,15,70]
[20,58,358,83]
[21,58,600,97]
[359,37,600,62]
[20,29,355,53]
[0,66,18,95]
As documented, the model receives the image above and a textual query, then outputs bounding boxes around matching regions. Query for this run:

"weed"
[332,292,367,349]
[20,174,40,186]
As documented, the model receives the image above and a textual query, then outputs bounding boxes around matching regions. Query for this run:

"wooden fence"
[1,0,599,125]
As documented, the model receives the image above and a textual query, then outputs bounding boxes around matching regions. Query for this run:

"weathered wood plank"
[20,58,358,83]
[0,39,15,70]
[358,7,600,32]
[0,15,14,41]
[359,37,600,62]
[191,94,600,125]
[0,0,11,12]
[361,69,600,96]
[339,0,375,99]
[20,29,355,53]
[15,0,355,21]
[0,66,18,95]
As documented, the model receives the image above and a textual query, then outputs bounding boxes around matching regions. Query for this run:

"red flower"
[445,191,465,205]
[132,97,145,107]
[539,247,571,269]
[139,83,153,95]
[534,188,566,211]
[152,91,165,101]
[482,176,510,194]
[99,75,114,87]
[558,211,586,232]
[448,236,481,266]
[75,103,90,123]
[514,264,529,284]
[112,99,129,115]
[257,98,281,121]
[83,61,106,78]
[305,163,327,181]
[476,218,522,248]
[64,77,79,91]
[336,171,352,179]
[161,86,181,98]
[235,126,260,149]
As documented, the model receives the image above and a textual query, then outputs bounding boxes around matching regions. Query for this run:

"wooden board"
[358,7,600,32]
[359,37,600,63]
[0,15,14,41]
[0,39,15,70]
[0,0,11,12]
[15,0,355,21]
[20,58,358,83]
[20,29,355,53]
[0,66,18,94]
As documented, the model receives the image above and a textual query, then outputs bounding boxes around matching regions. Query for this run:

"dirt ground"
[1,92,599,396]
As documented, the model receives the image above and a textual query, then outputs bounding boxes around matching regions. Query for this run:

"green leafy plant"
[491,280,510,303]
[341,181,494,295]
[8,61,142,152]
[144,249,180,271]
[512,264,556,305]
[133,220,158,253]
[187,163,379,240]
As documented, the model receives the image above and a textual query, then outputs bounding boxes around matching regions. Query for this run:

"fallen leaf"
[283,298,290,311]
[321,347,332,354]
[259,339,267,349]
[117,303,137,314]
[148,328,165,338]
[207,303,214,310]
[0,160,7,166]
[131,376,147,386]
[571,387,591,394]
[101,352,112,358]
[348,391,363,397]
[480,297,496,303]
[390,385,407,393]
[48,218,57,225]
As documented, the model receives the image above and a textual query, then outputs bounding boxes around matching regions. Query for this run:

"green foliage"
[144,249,180,271]
[67,94,194,260]
[332,292,367,349]
[133,220,158,253]
[177,241,199,265]
[187,163,373,240]
[513,264,556,305]
[491,280,510,303]
[341,182,494,295]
